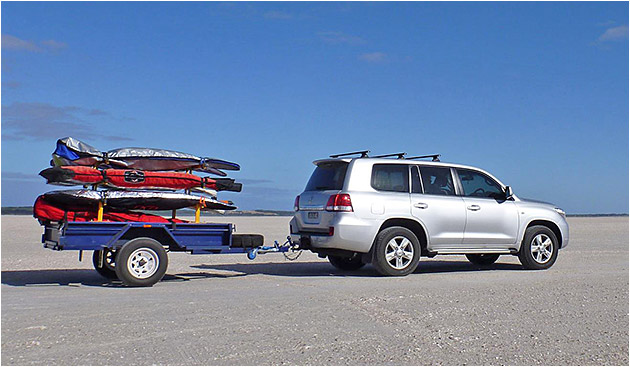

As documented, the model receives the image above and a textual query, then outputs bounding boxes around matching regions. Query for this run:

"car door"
[455,168,519,248]
[410,165,467,250]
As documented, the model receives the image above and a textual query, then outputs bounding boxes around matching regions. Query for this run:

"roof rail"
[330,150,370,158]
[372,152,406,159]
[406,154,441,162]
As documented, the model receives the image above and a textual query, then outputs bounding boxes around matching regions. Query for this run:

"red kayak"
[40,166,242,192]
[33,197,189,224]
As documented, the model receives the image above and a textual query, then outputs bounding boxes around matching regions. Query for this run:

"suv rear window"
[371,164,409,192]
[304,162,349,191]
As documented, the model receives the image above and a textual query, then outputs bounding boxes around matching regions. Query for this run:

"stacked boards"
[34,137,243,223]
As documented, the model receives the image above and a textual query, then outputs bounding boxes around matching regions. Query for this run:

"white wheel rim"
[530,234,554,264]
[127,248,159,279]
[385,236,414,270]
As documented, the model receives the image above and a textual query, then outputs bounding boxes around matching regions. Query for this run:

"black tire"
[328,254,365,271]
[466,254,500,265]
[372,226,421,276]
[115,238,168,287]
[92,249,118,279]
[518,225,559,270]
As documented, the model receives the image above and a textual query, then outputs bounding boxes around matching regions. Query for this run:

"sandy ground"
[1,215,628,365]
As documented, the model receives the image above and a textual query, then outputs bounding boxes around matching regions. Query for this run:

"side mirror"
[504,186,513,199]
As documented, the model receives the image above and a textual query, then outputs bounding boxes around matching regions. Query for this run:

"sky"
[1,1,628,213]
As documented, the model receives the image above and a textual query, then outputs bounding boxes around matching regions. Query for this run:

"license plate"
[307,212,319,220]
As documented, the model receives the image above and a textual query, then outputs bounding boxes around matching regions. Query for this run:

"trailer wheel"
[92,249,118,279]
[115,238,168,287]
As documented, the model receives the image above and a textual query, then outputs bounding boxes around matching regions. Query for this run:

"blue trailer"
[41,220,298,286]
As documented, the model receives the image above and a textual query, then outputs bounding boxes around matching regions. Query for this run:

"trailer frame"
[41,220,295,286]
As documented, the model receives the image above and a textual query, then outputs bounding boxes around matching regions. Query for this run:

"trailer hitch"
[247,236,302,261]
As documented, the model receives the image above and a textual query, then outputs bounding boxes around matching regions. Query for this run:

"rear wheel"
[115,238,168,287]
[466,254,500,265]
[518,225,559,270]
[92,249,118,279]
[328,254,365,271]
[372,227,420,276]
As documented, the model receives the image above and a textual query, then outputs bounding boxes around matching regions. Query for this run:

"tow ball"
[247,236,301,261]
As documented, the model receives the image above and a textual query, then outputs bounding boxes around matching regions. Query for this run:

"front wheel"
[328,254,365,271]
[518,226,559,270]
[372,227,420,276]
[92,249,118,279]
[115,238,168,287]
[466,254,500,265]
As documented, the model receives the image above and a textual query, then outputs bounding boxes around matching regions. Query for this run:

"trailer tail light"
[325,194,353,212]
[294,196,300,211]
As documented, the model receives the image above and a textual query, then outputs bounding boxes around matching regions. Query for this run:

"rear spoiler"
[312,158,352,166]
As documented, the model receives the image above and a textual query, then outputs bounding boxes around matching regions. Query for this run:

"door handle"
[414,202,428,209]
[467,205,481,211]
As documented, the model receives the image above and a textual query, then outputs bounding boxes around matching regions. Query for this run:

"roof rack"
[330,150,370,158]
[406,154,441,162]
[372,152,406,159]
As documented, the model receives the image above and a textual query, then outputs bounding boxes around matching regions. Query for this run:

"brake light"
[294,196,300,211]
[325,194,353,212]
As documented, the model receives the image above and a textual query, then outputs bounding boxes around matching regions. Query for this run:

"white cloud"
[2,34,40,52]
[317,31,366,45]
[2,34,68,52]
[358,52,387,63]
[1,102,133,141]
[597,20,616,27]
[41,39,67,50]
[263,11,293,20]
[598,25,628,42]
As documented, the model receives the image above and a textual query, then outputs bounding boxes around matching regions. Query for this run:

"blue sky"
[2,2,628,213]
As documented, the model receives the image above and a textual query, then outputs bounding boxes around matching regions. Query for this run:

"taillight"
[325,194,353,212]
[294,196,300,211]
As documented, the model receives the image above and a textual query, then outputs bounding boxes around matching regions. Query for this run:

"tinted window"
[411,166,422,194]
[371,164,409,193]
[457,169,504,199]
[305,162,348,191]
[419,166,455,196]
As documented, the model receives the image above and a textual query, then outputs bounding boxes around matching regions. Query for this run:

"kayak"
[33,196,189,223]
[39,189,237,211]
[40,166,242,192]
[51,137,240,176]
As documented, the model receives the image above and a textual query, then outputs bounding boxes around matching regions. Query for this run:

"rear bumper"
[289,214,376,253]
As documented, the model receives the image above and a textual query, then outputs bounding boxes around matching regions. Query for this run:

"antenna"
[372,152,407,159]
[330,150,370,158]
[406,154,441,162]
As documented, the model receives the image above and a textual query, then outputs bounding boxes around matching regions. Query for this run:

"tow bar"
[247,236,302,261]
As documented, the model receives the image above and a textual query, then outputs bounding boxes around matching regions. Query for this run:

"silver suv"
[290,152,569,276]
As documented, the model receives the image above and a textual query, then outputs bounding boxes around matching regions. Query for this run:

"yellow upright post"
[195,204,201,223]
[97,201,104,222]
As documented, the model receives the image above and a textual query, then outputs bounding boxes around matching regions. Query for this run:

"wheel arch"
[525,220,563,248]
[119,228,178,250]
[372,217,429,254]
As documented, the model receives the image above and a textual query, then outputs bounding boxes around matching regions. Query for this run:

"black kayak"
[41,189,237,211]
